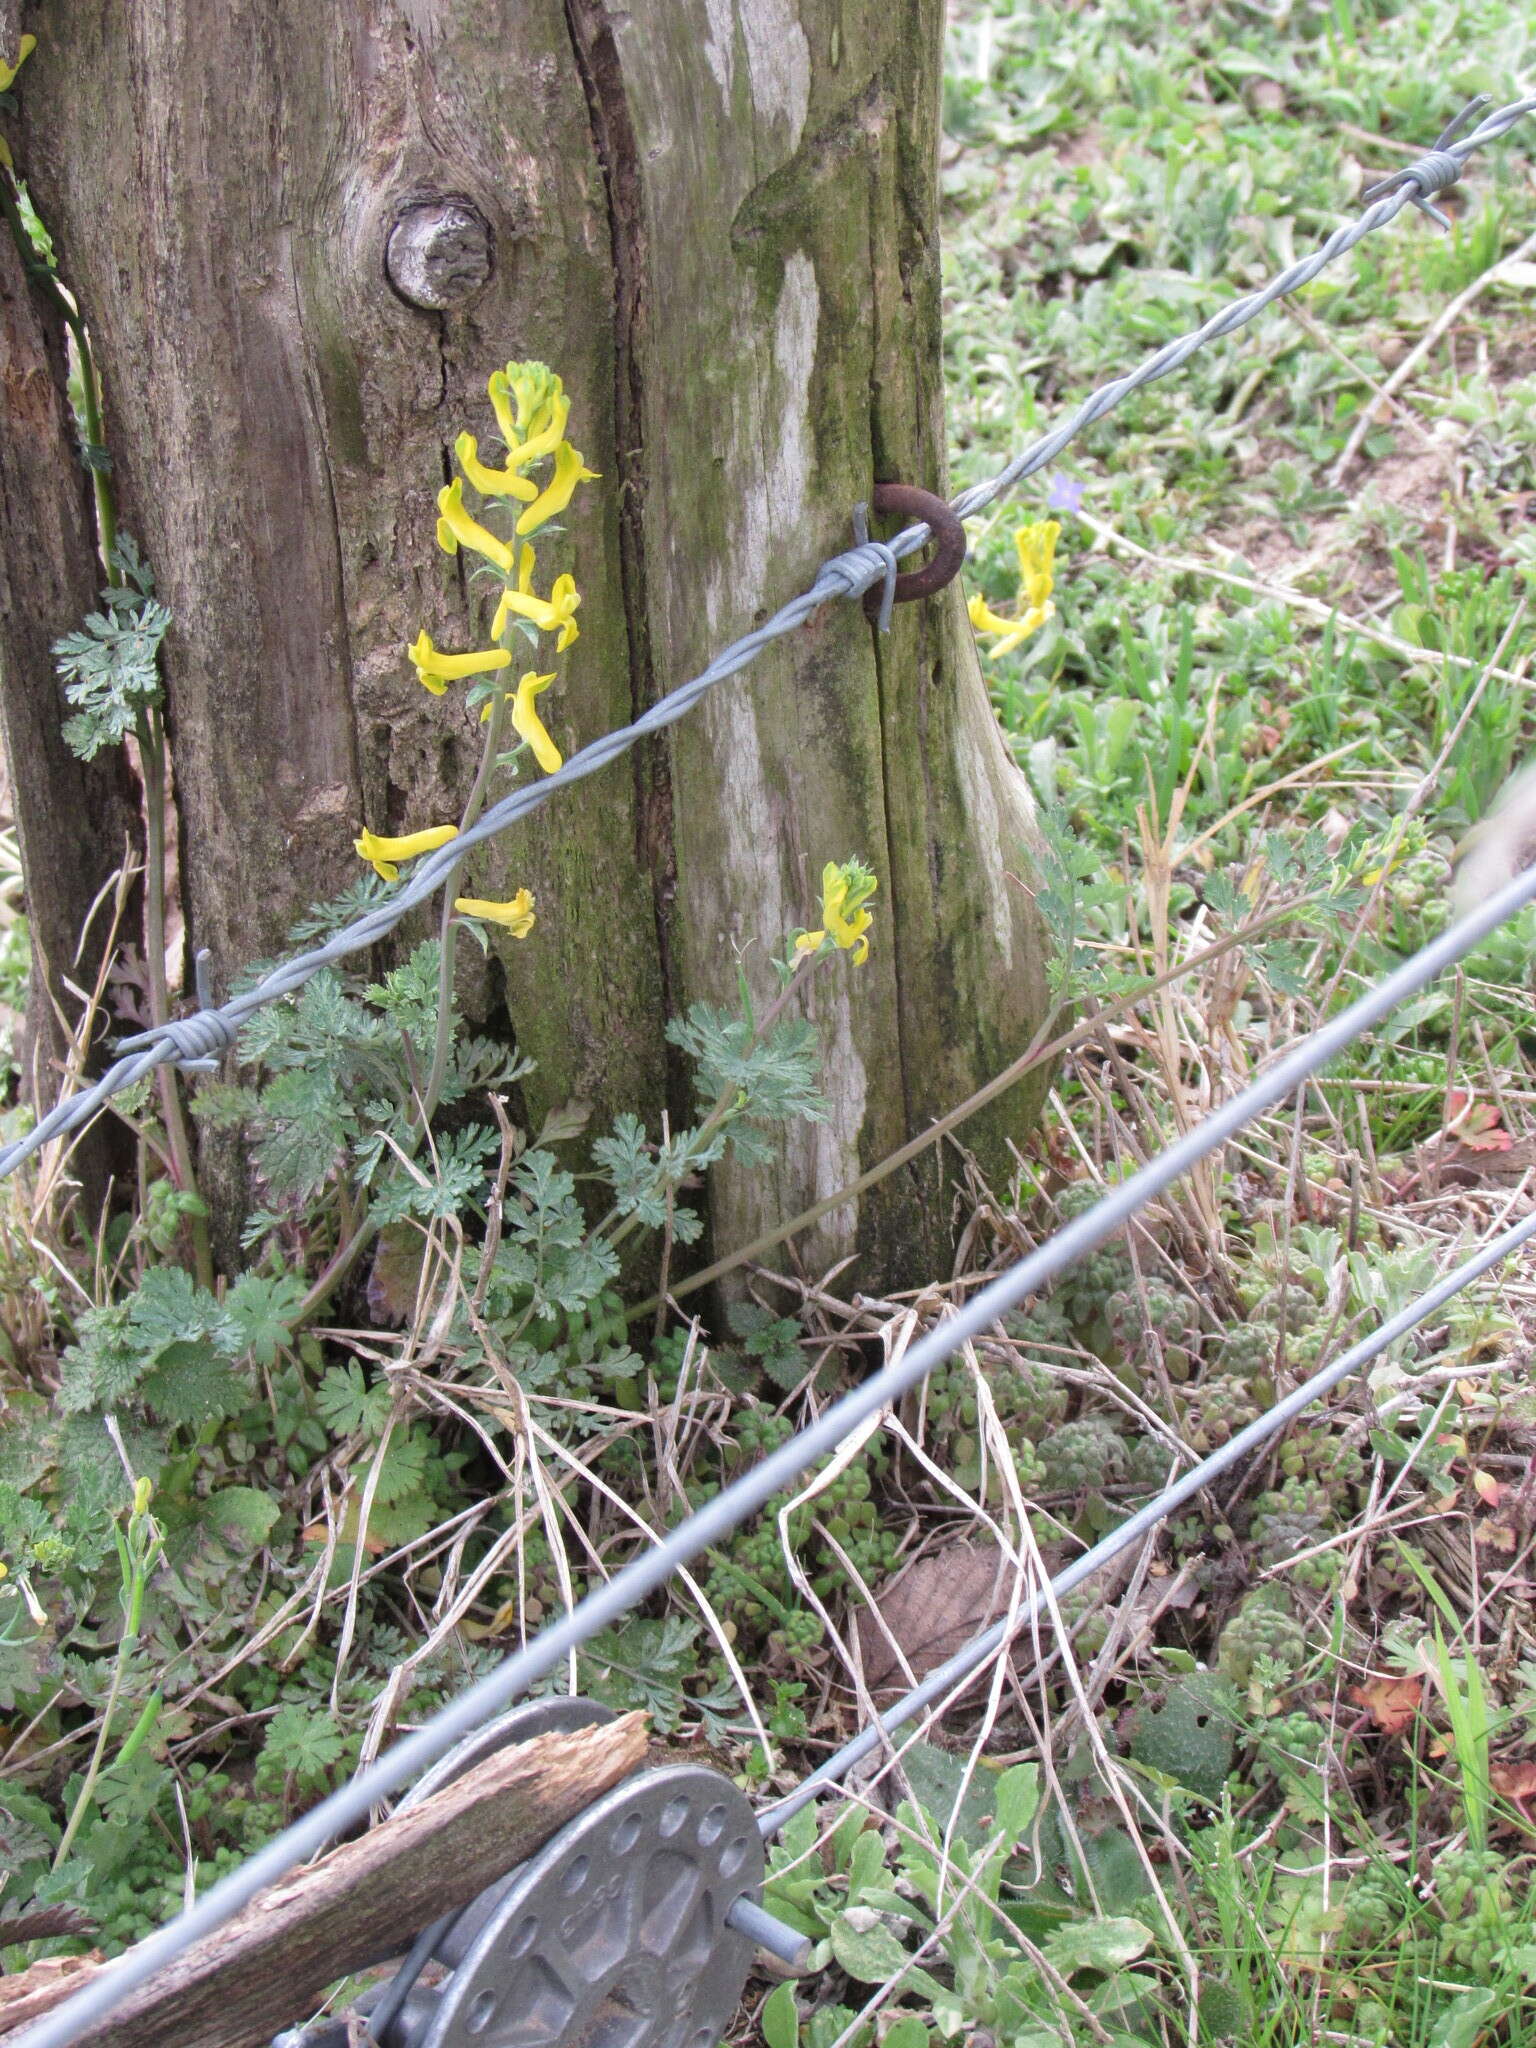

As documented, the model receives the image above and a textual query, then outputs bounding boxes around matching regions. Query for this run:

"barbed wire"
[3,91,1532,1184]
[20,856,1536,2048]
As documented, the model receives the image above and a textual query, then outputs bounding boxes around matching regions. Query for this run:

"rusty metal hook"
[861,481,967,624]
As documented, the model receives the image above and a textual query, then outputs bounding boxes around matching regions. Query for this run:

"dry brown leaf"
[852,1537,1087,1699]
[1491,1759,1536,1804]
[1349,1674,1423,1736]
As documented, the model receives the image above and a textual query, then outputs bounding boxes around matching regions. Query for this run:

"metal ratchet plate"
[413,1762,765,2048]
[401,1697,622,1971]
[273,1700,627,2048]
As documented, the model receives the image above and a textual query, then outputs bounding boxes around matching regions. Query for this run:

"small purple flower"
[1046,472,1085,513]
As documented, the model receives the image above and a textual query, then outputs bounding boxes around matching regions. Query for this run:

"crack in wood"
[562,0,690,1140]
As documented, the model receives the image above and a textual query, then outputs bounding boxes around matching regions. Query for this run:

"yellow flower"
[408,631,512,696]
[487,362,570,468]
[436,477,514,574]
[354,822,460,881]
[507,671,562,773]
[491,542,537,638]
[516,441,600,537]
[454,889,536,938]
[490,361,562,436]
[0,35,36,92]
[1016,519,1059,611]
[491,546,581,651]
[454,431,538,503]
[514,394,570,468]
[542,574,581,652]
[794,859,878,966]
[967,519,1060,658]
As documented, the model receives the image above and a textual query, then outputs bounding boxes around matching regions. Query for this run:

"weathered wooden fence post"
[3,1,1051,1287]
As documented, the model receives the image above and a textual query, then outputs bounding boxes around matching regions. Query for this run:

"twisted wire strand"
[4,92,1532,1183]
[19,857,1536,2048]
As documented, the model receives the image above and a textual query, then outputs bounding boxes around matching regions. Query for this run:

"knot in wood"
[385,200,495,310]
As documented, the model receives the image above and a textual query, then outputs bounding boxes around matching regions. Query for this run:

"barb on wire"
[1361,93,1492,228]
[20,855,1536,2048]
[4,91,1533,1186]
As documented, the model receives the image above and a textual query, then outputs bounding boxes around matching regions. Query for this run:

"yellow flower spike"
[408,630,513,697]
[454,889,536,938]
[354,822,460,881]
[967,519,1061,660]
[1015,519,1060,612]
[486,362,569,474]
[454,431,539,503]
[516,440,601,537]
[435,476,514,574]
[509,670,563,773]
[0,35,36,92]
[490,361,562,439]
[822,859,878,963]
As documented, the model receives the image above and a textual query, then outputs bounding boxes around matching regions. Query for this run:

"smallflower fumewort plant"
[350,361,602,1129]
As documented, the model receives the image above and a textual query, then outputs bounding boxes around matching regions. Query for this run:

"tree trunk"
[6,0,1051,1291]
[0,195,139,1206]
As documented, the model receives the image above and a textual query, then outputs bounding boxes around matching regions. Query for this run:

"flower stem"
[602,953,827,1265]
[52,1490,162,1870]
[137,704,213,1291]
[298,697,513,1326]
[0,178,212,1279]
[295,1211,377,1326]
[420,693,510,1136]
[73,321,117,578]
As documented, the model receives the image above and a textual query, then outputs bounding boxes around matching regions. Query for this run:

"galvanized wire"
[3,91,1532,1184]
[19,856,1536,2048]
